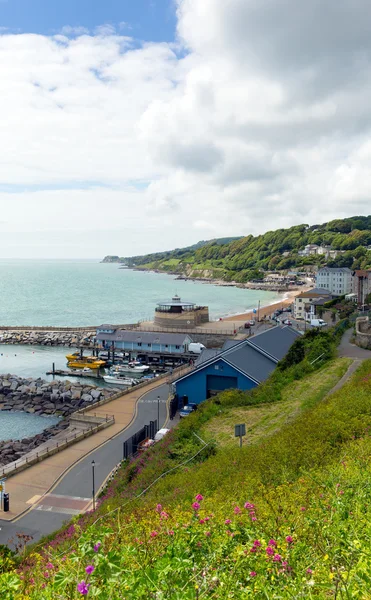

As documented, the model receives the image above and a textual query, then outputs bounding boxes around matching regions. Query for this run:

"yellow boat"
[66,353,106,370]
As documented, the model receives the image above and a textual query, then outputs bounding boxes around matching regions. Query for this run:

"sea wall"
[0,324,138,346]
[0,329,96,346]
[0,374,119,467]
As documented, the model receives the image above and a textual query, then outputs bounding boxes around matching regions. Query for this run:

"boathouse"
[96,326,193,355]
[154,295,209,328]
[174,326,301,406]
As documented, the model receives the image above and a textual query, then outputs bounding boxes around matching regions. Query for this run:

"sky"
[0,0,371,258]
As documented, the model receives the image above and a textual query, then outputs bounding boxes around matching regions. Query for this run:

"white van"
[188,342,206,354]
[310,319,327,327]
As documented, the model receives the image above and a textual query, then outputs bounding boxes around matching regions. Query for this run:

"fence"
[122,420,158,459]
[1,415,115,478]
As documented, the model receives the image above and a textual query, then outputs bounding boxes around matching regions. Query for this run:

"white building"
[316,267,352,295]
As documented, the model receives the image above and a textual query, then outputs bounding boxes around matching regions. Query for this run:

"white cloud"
[1,1,371,258]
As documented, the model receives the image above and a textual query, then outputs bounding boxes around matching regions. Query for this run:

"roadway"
[0,383,170,547]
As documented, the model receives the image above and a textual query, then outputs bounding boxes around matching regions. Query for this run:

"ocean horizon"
[0,259,283,327]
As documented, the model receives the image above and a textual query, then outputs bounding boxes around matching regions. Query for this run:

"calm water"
[0,260,283,326]
[0,344,106,386]
[0,412,60,443]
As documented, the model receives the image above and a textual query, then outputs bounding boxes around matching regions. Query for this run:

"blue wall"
[175,359,257,405]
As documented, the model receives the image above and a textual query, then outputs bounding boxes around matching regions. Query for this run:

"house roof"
[96,330,192,345]
[97,324,117,329]
[175,326,301,386]
[296,287,333,299]
[247,326,301,361]
[318,267,351,274]
[221,344,277,383]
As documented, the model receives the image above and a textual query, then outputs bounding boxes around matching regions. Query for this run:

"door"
[206,375,238,398]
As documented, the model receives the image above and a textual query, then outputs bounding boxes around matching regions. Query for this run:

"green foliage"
[116,215,371,278]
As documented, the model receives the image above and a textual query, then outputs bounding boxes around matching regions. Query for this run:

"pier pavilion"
[154,295,209,329]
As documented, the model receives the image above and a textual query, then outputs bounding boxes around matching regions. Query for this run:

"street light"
[157,395,160,431]
[92,460,96,511]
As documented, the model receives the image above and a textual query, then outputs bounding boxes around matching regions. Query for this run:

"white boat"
[111,363,150,374]
[103,375,136,386]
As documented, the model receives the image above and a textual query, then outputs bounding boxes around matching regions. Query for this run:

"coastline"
[220,289,306,323]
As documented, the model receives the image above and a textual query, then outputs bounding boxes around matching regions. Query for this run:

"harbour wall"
[0,374,119,468]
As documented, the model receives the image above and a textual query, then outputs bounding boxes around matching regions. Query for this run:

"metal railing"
[1,415,115,478]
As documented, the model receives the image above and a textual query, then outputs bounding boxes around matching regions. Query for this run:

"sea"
[0,259,283,440]
[0,259,282,326]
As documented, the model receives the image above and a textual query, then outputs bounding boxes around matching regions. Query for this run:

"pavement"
[338,328,371,359]
[0,379,171,547]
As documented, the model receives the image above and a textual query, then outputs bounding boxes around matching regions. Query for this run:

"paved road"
[0,383,170,547]
[338,328,371,359]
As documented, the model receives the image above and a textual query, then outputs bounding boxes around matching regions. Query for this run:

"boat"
[103,375,136,386]
[66,353,106,370]
[110,362,150,374]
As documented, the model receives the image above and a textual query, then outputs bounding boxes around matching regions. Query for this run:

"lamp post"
[92,460,96,511]
[157,395,160,431]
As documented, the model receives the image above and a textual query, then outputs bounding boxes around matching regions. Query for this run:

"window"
[175,345,180,349]
[148,343,151,347]
[165,344,168,348]
[298,299,302,302]
[137,343,142,347]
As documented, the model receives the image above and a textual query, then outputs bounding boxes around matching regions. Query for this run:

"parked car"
[282,319,292,326]
[179,404,198,418]
[244,322,251,329]
[248,319,256,326]
[154,428,170,442]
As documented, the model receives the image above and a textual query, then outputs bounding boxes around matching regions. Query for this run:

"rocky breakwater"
[0,329,96,346]
[0,374,120,467]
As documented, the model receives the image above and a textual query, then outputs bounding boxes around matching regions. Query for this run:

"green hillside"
[109,216,371,282]
[5,324,371,598]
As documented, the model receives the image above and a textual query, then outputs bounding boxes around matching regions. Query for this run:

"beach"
[220,289,307,324]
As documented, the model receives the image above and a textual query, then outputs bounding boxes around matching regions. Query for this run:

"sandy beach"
[221,289,306,323]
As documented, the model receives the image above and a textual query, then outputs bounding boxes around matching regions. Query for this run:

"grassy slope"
[9,354,371,598]
[199,358,351,447]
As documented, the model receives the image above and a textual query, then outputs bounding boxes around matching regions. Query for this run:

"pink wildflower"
[306,568,313,575]
[46,562,54,570]
[150,530,159,538]
[168,530,174,536]
[156,504,162,513]
[205,531,211,537]
[273,554,282,562]
[93,543,101,553]
[192,502,200,511]
[199,519,205,524]
[250,571,257,577]
[234,506,241,514]
[300,507,306,512]
[244,502,255,510]
[160,511,169,519]
[77,581,90,595]
[85,565,94,575]
[266,546,274,556]
[268,539,277,547]
[195,494,204,502]
[253,540,261,547]
[225,519,231,525]
[285,535,294,544]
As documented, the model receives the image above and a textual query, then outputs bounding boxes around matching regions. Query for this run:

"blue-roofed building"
[174,326,301,405]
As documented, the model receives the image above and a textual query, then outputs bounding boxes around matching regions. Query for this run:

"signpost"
[0,478,6,511]
[235,424,246,448]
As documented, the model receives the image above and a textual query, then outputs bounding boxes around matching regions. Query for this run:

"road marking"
[36,505,83,516]
[26,495,42,505]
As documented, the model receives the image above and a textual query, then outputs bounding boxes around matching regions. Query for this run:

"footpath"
[0,377,168,521]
